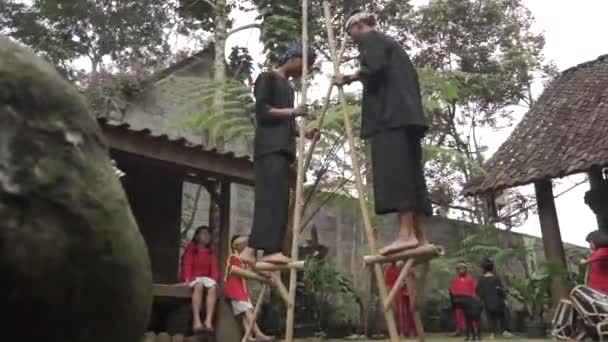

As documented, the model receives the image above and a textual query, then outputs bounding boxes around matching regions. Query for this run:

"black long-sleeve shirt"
[253,71,296,160]
[476,275,506,313]
[357,30,428,138]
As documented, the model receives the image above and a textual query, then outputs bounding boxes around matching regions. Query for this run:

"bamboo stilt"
[270,272,292,307]
[406,275,426,342]
[230,266,271,284]
[384,258,415,311]
[241,285,268,342]
[302,36,348,173]
[321,2,400,341]
[284,0,309,340]
[254,260,305,272]
[363,244,444,265]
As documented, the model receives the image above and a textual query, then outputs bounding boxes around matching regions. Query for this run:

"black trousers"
[486,310,505,335]
[370,127,432,216]
[249,152,291,254]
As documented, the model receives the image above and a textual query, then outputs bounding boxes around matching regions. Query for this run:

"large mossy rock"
[0,37,152,341]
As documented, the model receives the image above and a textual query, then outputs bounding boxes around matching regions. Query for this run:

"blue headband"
[278,45,317,66]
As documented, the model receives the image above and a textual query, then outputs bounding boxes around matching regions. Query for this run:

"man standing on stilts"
[241,45,319,266]
[335,10,432,255]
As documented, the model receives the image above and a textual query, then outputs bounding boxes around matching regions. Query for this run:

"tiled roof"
[98,118,251,163]
[97,47,253,161]
[464,54,608,195]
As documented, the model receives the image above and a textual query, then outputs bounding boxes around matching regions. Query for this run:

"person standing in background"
[476,258,513,339]
[449,262,477,337]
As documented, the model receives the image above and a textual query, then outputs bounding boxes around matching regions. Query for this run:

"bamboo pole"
[406,275,426,342]
[284,0,309,340]
[271,272,292,306]
[321,2,400,341]
[255,260,305,272]
[302,36,349,173]
[241,285,268,342]
[230,266,271,284]
[384,258,415,311]
[363,244,444,265]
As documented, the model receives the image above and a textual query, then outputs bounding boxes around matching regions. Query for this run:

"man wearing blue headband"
[241,45,320,265]
[335,10,432,256]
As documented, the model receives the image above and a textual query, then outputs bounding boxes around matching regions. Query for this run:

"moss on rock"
[0,37,152,342]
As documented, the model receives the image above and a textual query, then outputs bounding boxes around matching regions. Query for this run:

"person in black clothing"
[476,258,511,339]
[334,10,432,255]
[240,45,320,266]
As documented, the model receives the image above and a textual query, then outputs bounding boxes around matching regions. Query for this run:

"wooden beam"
[216,181,242,342]
[534,179,569,302]
[152,284,192,298]
[588,167,606,231]
[363,244,445,266]
[101,122,255,185]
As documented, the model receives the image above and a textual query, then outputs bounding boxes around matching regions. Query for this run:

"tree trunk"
[214,0,227,84]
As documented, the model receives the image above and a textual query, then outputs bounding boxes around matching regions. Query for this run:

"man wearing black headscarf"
[335,10,432,255]
[240,45,319,265]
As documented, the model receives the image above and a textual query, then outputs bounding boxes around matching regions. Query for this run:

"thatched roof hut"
[464,55,608,303]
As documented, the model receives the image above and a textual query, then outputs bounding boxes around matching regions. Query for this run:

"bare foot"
[240,247,257,267]
[379,236,419,256]
[259,253,292,264]
[203,321,214,332]
[193,321,204,334]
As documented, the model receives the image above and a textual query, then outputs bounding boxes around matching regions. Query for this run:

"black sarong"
[371,127,432,216]
[249,152,291,254]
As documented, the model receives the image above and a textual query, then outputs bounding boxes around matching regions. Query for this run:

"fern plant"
[179,79,256,147]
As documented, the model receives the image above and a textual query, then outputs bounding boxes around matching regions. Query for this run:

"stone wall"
[182,184,588,297]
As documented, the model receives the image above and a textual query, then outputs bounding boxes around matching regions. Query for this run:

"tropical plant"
[508,268,552,323]
[303,256,362,335]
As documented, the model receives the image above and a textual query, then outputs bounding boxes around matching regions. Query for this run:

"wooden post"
[588,167,606,231]
[284,0,309,340]
[322,2,400,341]
[534,179,569,303]
[216,181,241,342]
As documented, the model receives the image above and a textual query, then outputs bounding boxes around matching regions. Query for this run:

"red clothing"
[589,248,608,293]
[450,274,476,297]
[454,308,478,330]
[224,254,250,301]
[384,264,416,296]
[451,273,477,331]
[179,242,219,283]
[385,264,417,336]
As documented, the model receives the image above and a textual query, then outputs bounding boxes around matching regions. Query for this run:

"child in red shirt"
[450,262,478,336]
[584,230,608,293]
[384,261,417,337]
[225,235,273,341]
[180,226,219,333]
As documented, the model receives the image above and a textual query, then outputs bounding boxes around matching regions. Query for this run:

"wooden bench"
[148,284,200,336]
